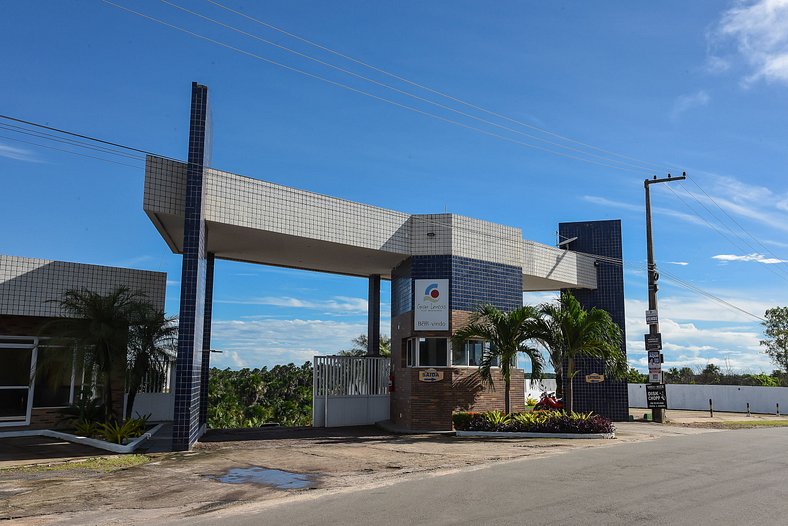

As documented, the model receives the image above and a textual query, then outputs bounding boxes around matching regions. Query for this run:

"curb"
[455,430,615,439]
[0,424,163,453]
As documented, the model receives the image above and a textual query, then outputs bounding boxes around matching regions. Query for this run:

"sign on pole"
[645,309,658,325]
[414,279,449,331]
[644,333,662,350]
[648,350,662,371]
[648,371,662,384]
[646,384,668,409]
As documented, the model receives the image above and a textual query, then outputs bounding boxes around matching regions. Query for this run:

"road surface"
[172,427,788,525]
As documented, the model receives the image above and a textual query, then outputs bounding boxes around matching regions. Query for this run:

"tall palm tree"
[453,304,544,414]
[535,292,626,413]
[43,287,143,421]
[125,307,178,419]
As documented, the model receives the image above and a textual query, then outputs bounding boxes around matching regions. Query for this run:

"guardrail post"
[746,402,751,417]
[777,403,780,417]
[709,398,713,418]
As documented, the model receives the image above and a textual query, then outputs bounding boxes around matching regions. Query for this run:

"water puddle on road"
[214,467,316,489]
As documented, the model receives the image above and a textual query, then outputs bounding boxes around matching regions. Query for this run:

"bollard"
[778,403,781,417]
[747,402,751,417]
[709,398,713,418]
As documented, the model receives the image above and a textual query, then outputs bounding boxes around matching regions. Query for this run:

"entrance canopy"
[144,155,597,291]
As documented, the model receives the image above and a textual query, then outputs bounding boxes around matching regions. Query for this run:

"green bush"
[525,396,539,406]
[97,417,149,444]
[453,410,614,434]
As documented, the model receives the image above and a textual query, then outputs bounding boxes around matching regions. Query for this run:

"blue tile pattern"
[390,255,522,315]
[559,219,629,421]
[173,83,210,451]
[199,252,215,427]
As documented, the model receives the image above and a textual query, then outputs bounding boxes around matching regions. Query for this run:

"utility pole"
[644,172,686,423]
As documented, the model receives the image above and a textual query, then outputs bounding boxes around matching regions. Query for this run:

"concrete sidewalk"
[630,408,788,424]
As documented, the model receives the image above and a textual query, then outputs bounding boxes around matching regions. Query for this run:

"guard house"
[0,255,166,429]
[145,83,629,448]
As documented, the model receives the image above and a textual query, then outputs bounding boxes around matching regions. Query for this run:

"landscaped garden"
[453,410,615,435]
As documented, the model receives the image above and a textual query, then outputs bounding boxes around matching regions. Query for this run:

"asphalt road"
[177,427,788,525]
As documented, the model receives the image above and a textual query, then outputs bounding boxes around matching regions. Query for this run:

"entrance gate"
[312,356,390,427]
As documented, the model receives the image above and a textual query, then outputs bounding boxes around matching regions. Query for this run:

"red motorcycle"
[533,391,564,411]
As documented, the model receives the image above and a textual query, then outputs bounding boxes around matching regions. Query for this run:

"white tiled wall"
[143,156,598,289]
[0,255,166,318]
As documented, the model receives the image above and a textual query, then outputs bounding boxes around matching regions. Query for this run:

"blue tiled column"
[173,82,210,451]
[199,252,215,428]
[559,219,629,421]
[367,274,381,356]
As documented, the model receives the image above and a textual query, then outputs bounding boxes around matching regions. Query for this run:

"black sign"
[646,384,667,409]
[644,333,662,350]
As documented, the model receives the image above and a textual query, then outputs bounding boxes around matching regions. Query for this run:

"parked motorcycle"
[533,391,564,411]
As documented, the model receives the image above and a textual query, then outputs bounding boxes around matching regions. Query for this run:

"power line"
[205,0,669,173]
[0,134,144,169]
[159,0,657,173]
[101,0,653,175]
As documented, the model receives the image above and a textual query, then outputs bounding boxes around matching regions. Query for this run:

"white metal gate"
[312,356,390,427]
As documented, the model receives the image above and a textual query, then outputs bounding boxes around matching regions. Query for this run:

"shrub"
[453,410,614,434]
[525,396,539,406]
[73,419,99,438]
[97,417,149,444]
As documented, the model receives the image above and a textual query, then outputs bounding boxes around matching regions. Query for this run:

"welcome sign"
[414,279,449,331]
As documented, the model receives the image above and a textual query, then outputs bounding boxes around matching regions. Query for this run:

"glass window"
[406,339,417,367]
[450,340,500,367]
[0,348,33,386]
[33,347,77,408]
[0,389,28,420]
[418,338,448,367]
[451,340,468,366]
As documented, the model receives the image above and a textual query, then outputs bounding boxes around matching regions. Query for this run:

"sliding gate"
[313,356,390,427]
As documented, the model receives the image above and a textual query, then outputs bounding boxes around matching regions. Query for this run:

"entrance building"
[145,84,628,449]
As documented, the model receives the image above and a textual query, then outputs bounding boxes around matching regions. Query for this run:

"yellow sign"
[585,373,605,383]
[419,368,444,382]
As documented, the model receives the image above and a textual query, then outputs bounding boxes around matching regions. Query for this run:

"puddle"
[215,467,316,489]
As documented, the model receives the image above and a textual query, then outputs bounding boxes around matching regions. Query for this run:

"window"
[405,338,449,367]
[33,346,82,408]
[451,340,500,367]
[0,345,34,422]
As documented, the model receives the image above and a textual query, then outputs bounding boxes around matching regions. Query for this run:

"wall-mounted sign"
[645,309,658,325]
[646,384,667,408]
[644,333,662,350]
[419,368,444,382]
[649,371,662,384]
[585,373,605,383]
[414,279,449,331]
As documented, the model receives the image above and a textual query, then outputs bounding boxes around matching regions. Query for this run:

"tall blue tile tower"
[172,83,214,451]
[558,219,629,421]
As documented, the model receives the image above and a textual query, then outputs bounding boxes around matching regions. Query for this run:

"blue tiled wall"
[390,255,522,316]
[559,219,629,421]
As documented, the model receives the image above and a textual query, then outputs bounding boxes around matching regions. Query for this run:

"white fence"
[313,356,390,427]
[629,383,788,414]
[525,379,557,402]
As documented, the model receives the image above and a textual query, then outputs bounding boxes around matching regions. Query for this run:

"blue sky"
[1,1,787,372]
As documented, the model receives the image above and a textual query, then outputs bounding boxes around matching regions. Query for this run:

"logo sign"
[645,309,658,325]
[648,350,662,372]
[414,279,449,331]
[649,371,662,384]
[646,384,668,409]
[585,373,605,383]
[644,333,662,350]
[418,368,444,382]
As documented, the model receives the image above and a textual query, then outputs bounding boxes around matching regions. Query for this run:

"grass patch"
[718,420,788,429]
[0,454,151,474]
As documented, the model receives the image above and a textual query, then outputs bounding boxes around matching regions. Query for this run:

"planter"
[455,430,614,439]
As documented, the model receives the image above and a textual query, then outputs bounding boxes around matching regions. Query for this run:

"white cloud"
[216,295,369,314]
[667,261,689,266]
[713,0,788,86]
[671,90,710,120]
[209,318,376,369]
[712,252,787,264]
[0,142,41,162]
[582,195,710,228]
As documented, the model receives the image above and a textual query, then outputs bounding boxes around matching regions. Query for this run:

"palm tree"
[535,292,626,413]
[125,307,177,419]
[43,287,143,421]
[453,304,544,414]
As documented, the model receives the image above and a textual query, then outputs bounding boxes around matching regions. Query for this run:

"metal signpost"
[644,173,685,422]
